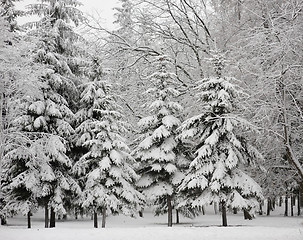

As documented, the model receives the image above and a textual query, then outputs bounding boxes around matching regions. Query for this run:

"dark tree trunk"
[45,205,49,228]
[221,202,227,227]
[292,194,296,206]
[1,216,7,225]
[201,206,205,215]
[139,208,143,218]
[101,207,106,228]
[233,208,237,214]
[284,194,288,216]
[300,184,303,207]
[244,209,253,220]
[272,198,276,209]
[267,198,271,216]
[279,196,283,207]
[50,207,55,228]
[167,195,173,227]
[291,195,294,216]
[176,209,180,224]
[298,194,301,216]
[93,211,98,228]
[259,203,263,215]
[27,211,31,228]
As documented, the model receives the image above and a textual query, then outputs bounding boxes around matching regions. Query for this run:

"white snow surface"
[1,206,302,240]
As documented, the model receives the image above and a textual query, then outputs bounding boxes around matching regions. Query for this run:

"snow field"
[1,207,302,240]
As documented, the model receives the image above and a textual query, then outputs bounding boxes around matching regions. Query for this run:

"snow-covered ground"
[1,206,302,240]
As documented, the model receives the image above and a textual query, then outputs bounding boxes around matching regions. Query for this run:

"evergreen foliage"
[73,59,144,228]
[0,16,45,225]
[133,54,185,226]
[178,52,264,226]
[3,0,88,225]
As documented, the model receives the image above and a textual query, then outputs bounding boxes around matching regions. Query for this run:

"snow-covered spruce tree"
[2,72,81,228]
[21,0,86,227]
[1,136,47,228]
[0,16,47,227]
[178,52,264,227]
[25,0,86,111]
[133,54,185,227]
[73,59,144,228]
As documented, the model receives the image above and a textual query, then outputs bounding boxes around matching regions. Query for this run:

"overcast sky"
[16,0,120,28]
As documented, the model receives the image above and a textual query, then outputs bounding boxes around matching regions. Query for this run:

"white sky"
[16,0,120,29]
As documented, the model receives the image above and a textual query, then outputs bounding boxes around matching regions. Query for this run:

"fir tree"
[133,54,185,227]
[15,0,87,227]
[0,16,46,226]
[178,52,264,227]
[73,59,144,228]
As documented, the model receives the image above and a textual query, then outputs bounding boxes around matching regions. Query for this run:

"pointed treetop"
[207,50,228,78]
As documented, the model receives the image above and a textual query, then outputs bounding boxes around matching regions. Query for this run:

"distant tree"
[133,54,185,227]
[178,52,263,226]
[73,59,144,228]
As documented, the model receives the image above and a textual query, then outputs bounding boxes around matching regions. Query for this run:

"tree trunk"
[101,207,106,228]
[298,194,301,216]
[300,184,303,207]
[50,207,55,228]
[27,211,31,229]
[279,196,283,207]
[244,209,253,220]
[176,209,179,224]
[233,208,237,214]
[284,194,288,216]
[291,195,294,216]
[1,216,7,226]
[267,198,271,216]
[259,203,263,215]
[201,206,205,215]
[221,201,227,227]
[45,205,49,228]
[93,211,98,228]
[167,195,173,227]
[139,208,143,218]
[214,202,218,215]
